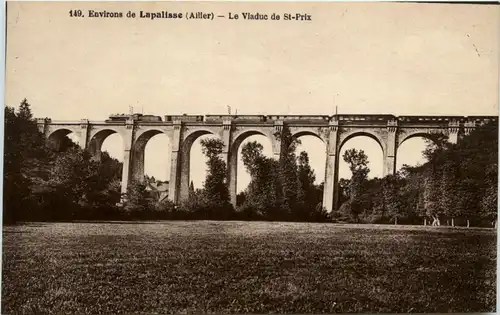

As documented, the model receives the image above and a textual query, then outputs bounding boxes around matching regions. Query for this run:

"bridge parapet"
[36,117,51,124]
[397,116,466,123]
[335,114,396,122]
[231,115,268,122]
[267,115,330,122]
[165,115,204,122]
[205,115,234,123]
[397,116,497,125]
[466,116,497,126]
[167,114,334,124]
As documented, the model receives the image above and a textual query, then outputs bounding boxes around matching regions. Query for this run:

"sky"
[5,2,499,191]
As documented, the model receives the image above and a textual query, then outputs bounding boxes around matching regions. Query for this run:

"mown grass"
[2,221,496,314]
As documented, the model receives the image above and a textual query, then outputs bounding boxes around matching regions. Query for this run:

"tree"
[277,125,300,217]
[17,98,33,121]
[188,180,195,199]
[440,161,458,226]
[480,184,498,227]
[144,175,156,185]
[398,164,427,224]
[88,151,123,212]
[479,163,498,227]
[423,172,443,225]
[363,178,387,223]
[422,133,452,163]
[337,178,351,207]
[4,100,51,223]
[381,174,404,224]
[3,106,29,223]
[241,141,264,176]
[236,191,246,207]
[342,149,370,222]
[297,152,315,199]
[239,128,328,222]
[240,141,280,219]
[296,151,324,220]
[200,138,232,218]
[123,180,152,217]
[42,147,95,218]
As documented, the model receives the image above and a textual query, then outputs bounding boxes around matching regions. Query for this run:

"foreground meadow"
[2,221,496,314]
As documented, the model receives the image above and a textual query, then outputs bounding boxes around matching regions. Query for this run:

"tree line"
[4,100,124,223]
[3,100,328,223]
[333,127,498,227]
[3,99,498,227]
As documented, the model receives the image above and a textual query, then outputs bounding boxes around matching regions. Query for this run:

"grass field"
[2,221,497,314]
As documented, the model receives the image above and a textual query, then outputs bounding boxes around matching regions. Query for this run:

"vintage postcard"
[3,1,498,314]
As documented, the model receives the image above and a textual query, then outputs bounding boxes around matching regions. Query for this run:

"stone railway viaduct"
[37,114,496,212]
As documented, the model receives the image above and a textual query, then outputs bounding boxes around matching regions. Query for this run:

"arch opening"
[135,131,172,202]
[396,136,429,173]
[47,129,80,151]
[339,131,384,157]
[180,130,218,201]
[399,132,444,147]
[99,133,124,197]
[131,130,171,185]
[294,135,326,186]
[233,132,274,195]
[98,134,124,202]
[89,129,123,161]
[338,135,384,181]
[292,130,324,143]
[144,133,171,182]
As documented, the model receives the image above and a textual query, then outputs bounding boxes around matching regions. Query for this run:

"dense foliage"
[4,100,123,223]
[333,124,498,227]
[236,125,328,221]
[177,138,235,219]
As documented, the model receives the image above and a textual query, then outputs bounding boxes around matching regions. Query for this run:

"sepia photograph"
[2,1,499,313]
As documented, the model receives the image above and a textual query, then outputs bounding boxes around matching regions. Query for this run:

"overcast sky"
[5,2,499,190]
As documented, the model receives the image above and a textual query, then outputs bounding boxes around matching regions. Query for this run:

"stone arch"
[131,129,169,182]
[230,129,270,155]
[291,130,327,157]
[181,129,221,157]
[47,128,77,151]
[178,129,221,201]
[397,128,446,147]
[232,127,279,157]
[135,128,172,145]
[338,129,385,156]
[291,129,326,144]
[396,129,446,172]
[182,127,221,143]
[335,129,386,210]
[228,129,274,205]
[292,132,327,187]
[337,129,386,183]
[134,129,168,152]
[88,129,122,159]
